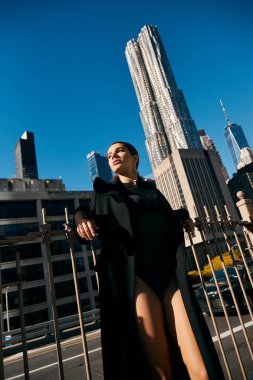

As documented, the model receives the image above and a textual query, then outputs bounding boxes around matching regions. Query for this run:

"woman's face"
[107,143,138,176]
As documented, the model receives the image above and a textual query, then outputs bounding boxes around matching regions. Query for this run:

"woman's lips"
[113,160,121,165]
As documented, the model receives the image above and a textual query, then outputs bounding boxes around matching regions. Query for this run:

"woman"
[74,141,224,380]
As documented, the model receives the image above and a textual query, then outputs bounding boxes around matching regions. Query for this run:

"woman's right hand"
[76,219,99,240]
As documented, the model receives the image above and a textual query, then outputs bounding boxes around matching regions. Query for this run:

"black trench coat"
[74,177,225,380]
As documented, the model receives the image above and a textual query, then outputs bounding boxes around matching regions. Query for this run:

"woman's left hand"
[184,218,196,237]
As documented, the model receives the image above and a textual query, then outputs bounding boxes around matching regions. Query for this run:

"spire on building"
[220,99,231,126]
[220,101,252,169]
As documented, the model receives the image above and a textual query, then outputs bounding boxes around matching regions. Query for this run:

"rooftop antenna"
[220,99,231,126]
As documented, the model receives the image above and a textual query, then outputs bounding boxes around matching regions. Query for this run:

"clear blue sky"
[0,0,252,190]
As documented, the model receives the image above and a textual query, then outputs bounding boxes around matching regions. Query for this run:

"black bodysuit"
[122,180,183,297]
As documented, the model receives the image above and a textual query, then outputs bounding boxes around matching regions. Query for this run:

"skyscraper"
[87,151,112,183]
[126,26,237,223]
[198,129,229,183]
[15,131,38,179]
[126,25,202,169]
[220,100,252,169]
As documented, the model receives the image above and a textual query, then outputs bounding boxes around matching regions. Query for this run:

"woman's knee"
[188,366,209,380]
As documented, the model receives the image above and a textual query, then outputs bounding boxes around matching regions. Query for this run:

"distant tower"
[220,100,252,169]
[15,131,38,179]
[87,151,112,183]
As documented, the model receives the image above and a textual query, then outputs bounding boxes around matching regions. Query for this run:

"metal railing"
[185,201,253,380]
[0,208,99,380]
[0,196,253,379]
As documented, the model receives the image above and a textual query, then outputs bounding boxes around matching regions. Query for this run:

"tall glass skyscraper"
[125,25,202,169]
[225,123,251,168]
[87,151,112,183]
[15,131,38,179]
[220,100,252,169]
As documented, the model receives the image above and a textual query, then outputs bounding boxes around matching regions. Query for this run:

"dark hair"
[108,141,139,168]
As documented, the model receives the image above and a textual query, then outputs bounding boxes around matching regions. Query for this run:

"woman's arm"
[73,194,99,242]
[174,208,195,236]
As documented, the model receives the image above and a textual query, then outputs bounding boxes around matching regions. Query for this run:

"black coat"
[74,177,225,380]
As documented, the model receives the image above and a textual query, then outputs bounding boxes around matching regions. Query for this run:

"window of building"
[57,302,78,318]
[53,257,85,277]
[41,200,74,216]
[2,285,47,311]
[5,308,48,330]
[55,277,88,299]
[91,275,98,291]
[81,298,91,312]
[50,239,82,256]
[21,263,45,282]
[0,201,37,218]
[46,220,65,231]
[1,267,18,284]
[0,243,42,263]
[0,223,39,239]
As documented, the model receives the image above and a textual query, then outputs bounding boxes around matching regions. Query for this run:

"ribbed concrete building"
[126,25,237,224]
[126,25,202,169]
[0,179,99,331]
[198,129,230,183]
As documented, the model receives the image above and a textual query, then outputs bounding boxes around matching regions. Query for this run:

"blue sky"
[0,0,252,190]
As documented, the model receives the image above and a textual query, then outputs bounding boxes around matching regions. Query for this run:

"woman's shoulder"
[93,177,118,193]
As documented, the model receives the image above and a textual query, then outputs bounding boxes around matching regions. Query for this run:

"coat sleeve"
[153,183,190,224]
[72,192,96,245]
[173,208,190,223]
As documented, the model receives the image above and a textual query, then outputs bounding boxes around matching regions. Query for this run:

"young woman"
[74,141,224,380]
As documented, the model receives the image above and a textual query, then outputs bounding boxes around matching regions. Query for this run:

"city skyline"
[0,0,252,190]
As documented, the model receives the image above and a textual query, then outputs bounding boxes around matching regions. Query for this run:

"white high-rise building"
[126,25,202,169]
[126,25,238,225]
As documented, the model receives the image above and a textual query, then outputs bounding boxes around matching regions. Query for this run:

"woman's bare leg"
[163,277,209,380]
[134,275,173,380]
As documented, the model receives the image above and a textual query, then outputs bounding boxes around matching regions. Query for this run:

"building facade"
[198,129,230,183]
[125,25,202,169]
[228,162,253,205]
[0,179,99,331]
[87,151,112,183]
[15,131,39,179]
[126,25,238,227]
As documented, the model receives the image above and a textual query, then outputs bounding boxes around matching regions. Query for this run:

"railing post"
[236,191,253,257]
[64,208,92,380]
[15,250,30,379]
[236,191,253,222]
[41,208,65,380]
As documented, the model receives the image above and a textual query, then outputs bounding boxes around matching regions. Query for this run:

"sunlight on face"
[107,143,138,176]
